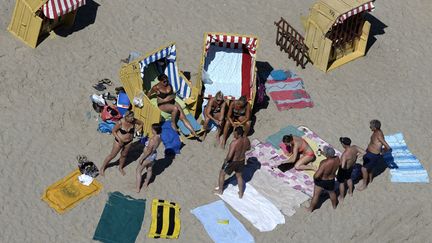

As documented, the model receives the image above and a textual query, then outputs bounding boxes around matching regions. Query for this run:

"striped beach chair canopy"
[334,1,375,25]
[204,33,258,58]
[138,43,191,99]
[42,0,86,19]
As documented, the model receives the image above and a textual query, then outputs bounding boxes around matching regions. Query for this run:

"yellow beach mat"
[301,136,324,177]
[41,169,102,214]
[148,199,181,239]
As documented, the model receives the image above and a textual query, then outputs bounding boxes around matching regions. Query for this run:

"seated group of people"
[276,119,391,212]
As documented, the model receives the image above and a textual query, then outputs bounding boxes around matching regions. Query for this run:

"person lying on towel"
[147,74,198,138]
[306,146,339,212]
[279,134,316,171]
[214,127,251,199]
[202,91,227,143]
[221,96,251,149]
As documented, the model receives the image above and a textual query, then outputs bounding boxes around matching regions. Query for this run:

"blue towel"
[97,120,116,134]
[266,125,305,148]
[270,70,288,81]
[384,133,429,183]
[177,113,202,136]
[191,200,254,243]
[161,121,182,154]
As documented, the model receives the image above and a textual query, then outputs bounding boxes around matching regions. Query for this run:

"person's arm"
[219,102,226,122]
[313,161,324,179]
[378,133,391,152]
[227,102,234,125]
[147,85,158,97]
[112,121,123,145]
[205,99,217,123]
[287,142,299,163]
[225,141,236,163]
[355,145,366,157]
[239,103,251,125]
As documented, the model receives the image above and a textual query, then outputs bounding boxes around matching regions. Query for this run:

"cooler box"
[117,92,130,116]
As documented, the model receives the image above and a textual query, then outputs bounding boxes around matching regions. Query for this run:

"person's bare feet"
[357,184,367,191]
[100,167,106,176]
[338,196,344,203]
[305,206,313,212]
[213,186,223,195]
[238,191,244,199]
[119,167,126,176]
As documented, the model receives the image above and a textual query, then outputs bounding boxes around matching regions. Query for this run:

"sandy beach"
[0,0,431,242]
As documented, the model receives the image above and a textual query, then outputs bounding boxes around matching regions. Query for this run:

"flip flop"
[98,78,113,86]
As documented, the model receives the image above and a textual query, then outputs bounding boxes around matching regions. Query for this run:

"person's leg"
[369,171,374,184]
[100,141,122,176]
[357,167,369,191]
[243,121,251,137]
[215,170,226,195]
[347,179,354,196]
[175,103,198,137]
[143,164,153,189]
[235,172,244,198]
[338,180,346,202]
[118,142,132,176]
[135,160,148,193]
[306,185,322,212]
[202,117,211,140]
[294,155,315,170]
[159,103,179,131]
[221,121,232,148]
[329,191,338,209]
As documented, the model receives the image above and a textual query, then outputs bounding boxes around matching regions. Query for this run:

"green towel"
[266,125,305,148]
[93,192,146,243]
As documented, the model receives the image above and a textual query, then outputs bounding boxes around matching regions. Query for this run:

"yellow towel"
[41,169,102,214]
[148,199,181,239]
[302,136,328,177]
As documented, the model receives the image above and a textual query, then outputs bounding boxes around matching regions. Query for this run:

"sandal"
[93,83,106,91]
[98,78,113,86]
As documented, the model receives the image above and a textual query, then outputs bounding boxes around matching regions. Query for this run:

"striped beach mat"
[265,71,313,111]
[384,133,429,183]
[148,199,181,239]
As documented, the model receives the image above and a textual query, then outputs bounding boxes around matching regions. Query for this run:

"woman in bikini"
[100,111,143,176]
[202,91,226,142]
[280,134,316,171]
[136,123,162,192]
[147,74,198,137]
[221,96,251,148]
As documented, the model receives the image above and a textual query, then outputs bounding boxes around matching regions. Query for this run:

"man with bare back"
[358,119,391,191]
[214,126,251,198]
[337,137,366,202]
[306,146,340,212]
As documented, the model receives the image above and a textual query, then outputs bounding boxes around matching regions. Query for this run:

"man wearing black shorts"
[214,127,251,198]
[337,137,365,202]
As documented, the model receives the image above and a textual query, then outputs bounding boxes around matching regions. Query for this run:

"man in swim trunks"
[214,126,251,198]
[337,137,366,202]
[135,123,162,192]
[358,119,391,191]
[280,134,316,171]
[306,146,340,212]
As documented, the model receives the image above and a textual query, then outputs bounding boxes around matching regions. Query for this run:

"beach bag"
[77,155,99,178]
[101,106,122,122]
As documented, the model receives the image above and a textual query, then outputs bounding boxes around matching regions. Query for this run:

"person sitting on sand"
[214,127,251,198]
[337,137,366,202]
[306,146,340,212]
[202,91,226,142]
[147,74,198,138]
[358,119,391,191]
[135,123,162,192]
[100,111,143,176]
[279,134,316,171]
[221,96,251,148]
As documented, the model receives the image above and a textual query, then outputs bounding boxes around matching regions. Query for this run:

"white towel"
[218,183,285,232]
[78,174,94,186]
[249,170,309,217]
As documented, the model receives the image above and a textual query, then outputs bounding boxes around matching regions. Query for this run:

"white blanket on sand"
[218,183,285,232]
[249,170,309,217]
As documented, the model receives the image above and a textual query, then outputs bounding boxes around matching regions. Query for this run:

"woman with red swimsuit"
[280,134,316,171]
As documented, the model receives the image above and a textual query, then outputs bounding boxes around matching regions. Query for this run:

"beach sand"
[0,0,431,242]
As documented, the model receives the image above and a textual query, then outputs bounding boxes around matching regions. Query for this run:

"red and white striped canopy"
[42,0,86,19]
[204,33,258,57]
[335,1,375,25]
